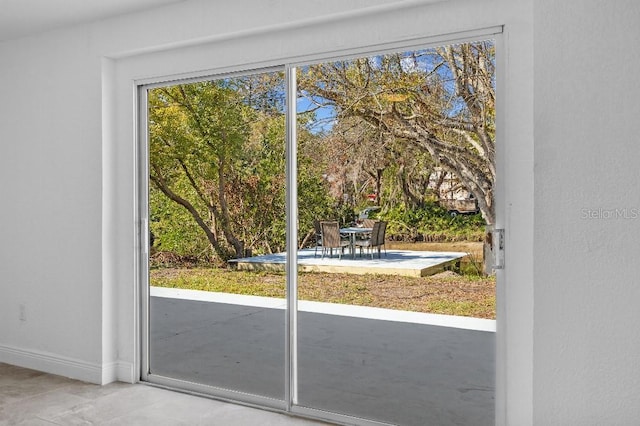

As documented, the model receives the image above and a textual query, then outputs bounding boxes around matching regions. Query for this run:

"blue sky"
[296,94,336,134]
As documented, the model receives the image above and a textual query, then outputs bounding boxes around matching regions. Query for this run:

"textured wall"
[533,0,640,424]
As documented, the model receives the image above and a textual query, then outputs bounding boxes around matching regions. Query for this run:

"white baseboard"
[111,360,136,384]
[0,344,133,385]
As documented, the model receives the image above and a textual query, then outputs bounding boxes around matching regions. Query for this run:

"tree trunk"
[150,171,230,261]
[216,156,245,258]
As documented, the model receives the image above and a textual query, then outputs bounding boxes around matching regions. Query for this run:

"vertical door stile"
[138,85,150,381]
[285,65,299,409]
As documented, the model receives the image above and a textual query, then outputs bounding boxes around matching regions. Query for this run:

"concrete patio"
[229,248,467,277]
[149,288,495,426]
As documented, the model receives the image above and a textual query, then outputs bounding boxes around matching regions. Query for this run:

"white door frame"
[134,27,504,426]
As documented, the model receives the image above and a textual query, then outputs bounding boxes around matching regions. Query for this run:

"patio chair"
[377,220,387,257]
[356,218,377,241]
[320,221,350,259]
[355,220,387,259]
[362,218,377,228]
[313,220,323,257]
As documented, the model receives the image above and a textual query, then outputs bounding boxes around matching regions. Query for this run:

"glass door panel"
[294,42,496,425]
[146,70,287,401]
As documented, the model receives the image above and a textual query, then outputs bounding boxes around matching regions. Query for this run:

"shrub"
[381,202,486,242]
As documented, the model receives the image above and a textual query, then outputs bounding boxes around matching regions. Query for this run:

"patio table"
[340,227,373,259]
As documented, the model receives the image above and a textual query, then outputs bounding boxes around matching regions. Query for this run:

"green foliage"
[230,113,287,255]
[382,201,486,242]
[299,41,496,224]
[149,77,292,261]
[297,162,336,239]
[149,41,495,262]
[149,74,343,260]
[335,203,356,226]
[295,116,346,241]
[150,186,210,259]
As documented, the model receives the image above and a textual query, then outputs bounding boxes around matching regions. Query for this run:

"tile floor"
[0,363,328,426]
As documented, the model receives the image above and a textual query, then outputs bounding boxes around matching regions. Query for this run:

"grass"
[151,267,496,319]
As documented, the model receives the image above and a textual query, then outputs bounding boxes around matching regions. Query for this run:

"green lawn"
[151,267,496,319]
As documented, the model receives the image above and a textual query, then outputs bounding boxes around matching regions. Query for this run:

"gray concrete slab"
[230,248,467,277]
[150,295,494,426]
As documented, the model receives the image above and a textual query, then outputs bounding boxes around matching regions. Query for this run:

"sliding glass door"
[140,36,497,426]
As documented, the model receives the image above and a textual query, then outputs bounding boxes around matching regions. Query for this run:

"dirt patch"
[386,241,484,260]
[297,272,495,319]
[431,270,461,278]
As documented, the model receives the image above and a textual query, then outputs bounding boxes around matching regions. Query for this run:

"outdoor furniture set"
[314,219,387,260]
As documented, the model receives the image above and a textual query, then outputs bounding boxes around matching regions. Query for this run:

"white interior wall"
[533,1,640,423]
[0,27,104,377]
[12,0,640,424]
